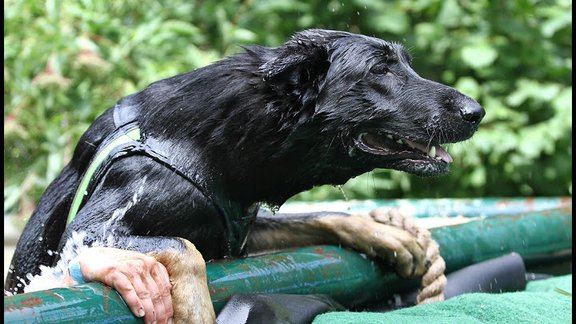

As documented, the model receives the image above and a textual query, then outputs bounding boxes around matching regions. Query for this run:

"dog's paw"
[369,207,432,259]
[151,239,216,324]
[313,212,427,278]
[362,207,447,304]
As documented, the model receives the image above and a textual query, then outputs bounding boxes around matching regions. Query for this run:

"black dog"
[5,29,484,322]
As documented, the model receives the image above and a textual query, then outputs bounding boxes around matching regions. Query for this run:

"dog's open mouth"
[354,131,453,175]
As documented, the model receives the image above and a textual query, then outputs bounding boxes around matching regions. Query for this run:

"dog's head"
[260,29,485,178]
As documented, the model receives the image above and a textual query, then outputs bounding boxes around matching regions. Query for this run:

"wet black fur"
[5,29,484,294]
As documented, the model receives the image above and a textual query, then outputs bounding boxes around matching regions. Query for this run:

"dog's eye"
[370,64,389,75]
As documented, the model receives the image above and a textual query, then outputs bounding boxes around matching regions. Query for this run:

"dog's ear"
[259,29,348,88]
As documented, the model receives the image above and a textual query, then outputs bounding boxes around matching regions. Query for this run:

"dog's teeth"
[428,146,436,158]
[396,139,403,144]
[386,134,393,140]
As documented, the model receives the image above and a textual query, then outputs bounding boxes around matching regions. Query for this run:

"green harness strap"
[66,127,141,225]
[64,119,254,256]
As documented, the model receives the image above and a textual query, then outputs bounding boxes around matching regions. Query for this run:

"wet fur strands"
[6,29,484,322]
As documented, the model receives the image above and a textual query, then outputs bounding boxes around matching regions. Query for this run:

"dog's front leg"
[149,238,215,323]
[248,209,447,303]
[247,210,429,278]
[71,236,215,324]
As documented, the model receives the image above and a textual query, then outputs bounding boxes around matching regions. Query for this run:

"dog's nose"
[460,99,485,124]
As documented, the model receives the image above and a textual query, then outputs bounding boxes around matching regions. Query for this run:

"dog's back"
[5,53,273,291]
[5,109,118,292]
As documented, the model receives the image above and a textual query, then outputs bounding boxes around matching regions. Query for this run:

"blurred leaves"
[4,0,572,218]
[461,42,498,69]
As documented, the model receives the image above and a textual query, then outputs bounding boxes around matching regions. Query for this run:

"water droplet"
[270,205,280,214]
[335,185,349,201]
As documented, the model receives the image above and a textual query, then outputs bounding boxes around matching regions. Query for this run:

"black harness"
[66,102,257,256]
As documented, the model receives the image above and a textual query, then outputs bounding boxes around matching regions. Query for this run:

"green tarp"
[313,274,572,324]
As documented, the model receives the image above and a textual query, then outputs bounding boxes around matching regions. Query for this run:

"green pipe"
[207,245,403,312]
[207,206,573,309]
[432,206,572,272]
[4,283,139,324]
[282,196,572,218]
[4,199,572,323]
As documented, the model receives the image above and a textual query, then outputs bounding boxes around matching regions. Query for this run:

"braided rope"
[369,208,447,305]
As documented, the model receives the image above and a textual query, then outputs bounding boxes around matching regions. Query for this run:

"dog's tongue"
[404,140,453,163]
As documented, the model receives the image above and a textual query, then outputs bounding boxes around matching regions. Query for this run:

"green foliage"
[4,0,572,218]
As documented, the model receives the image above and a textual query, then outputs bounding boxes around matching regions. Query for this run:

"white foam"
[13,177,148,295]
[22,231,96,293]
